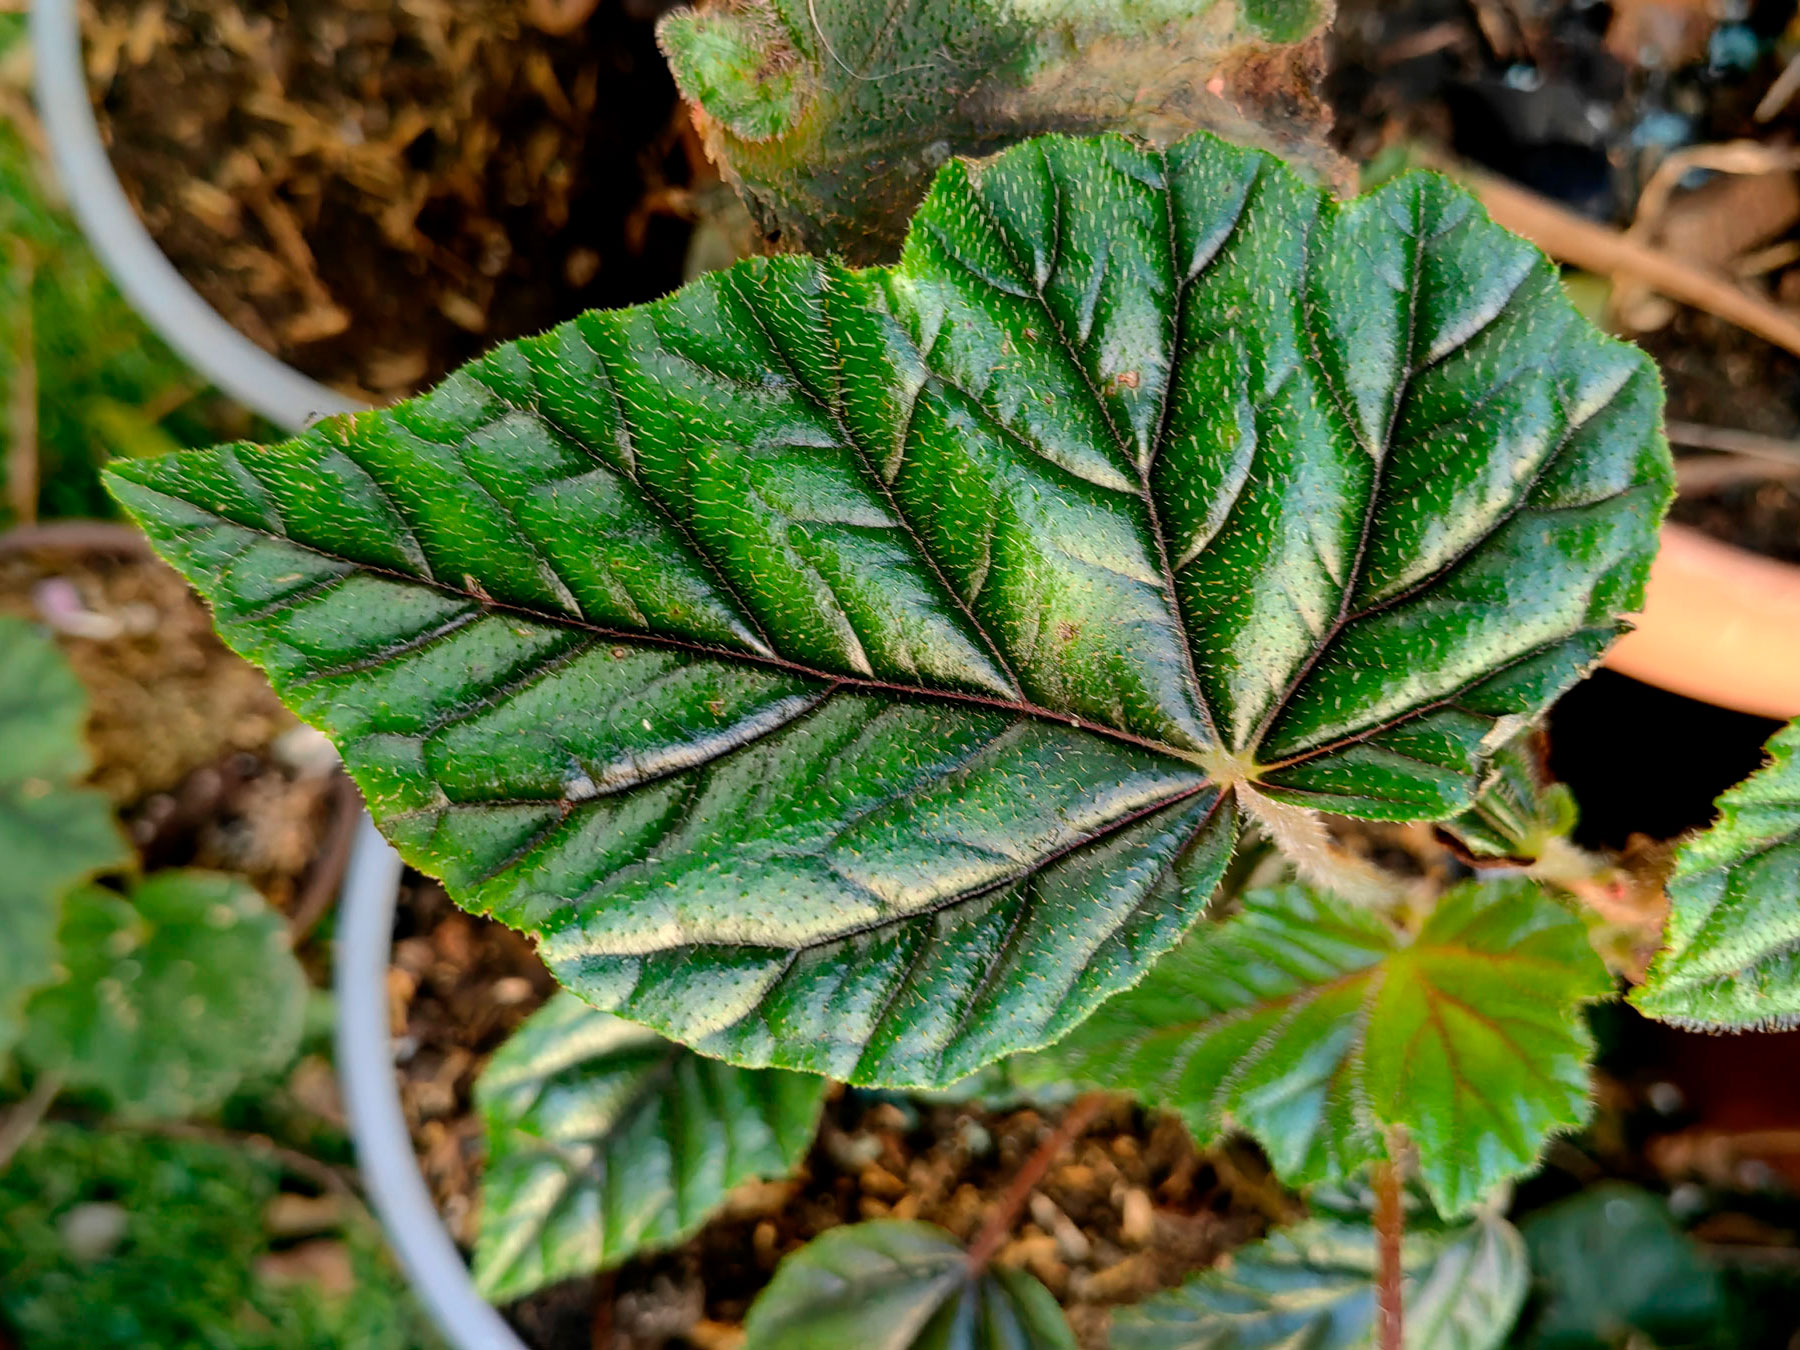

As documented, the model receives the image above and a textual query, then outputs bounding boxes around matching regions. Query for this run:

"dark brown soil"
[385,871,1283,1350]
[1642,313,1800,564]
[564,1097,1276,1350]
[86,0,701,401]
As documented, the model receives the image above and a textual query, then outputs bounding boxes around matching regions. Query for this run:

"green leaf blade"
[474,992,828,1303]
[1112,1214,1528,1350]
[1032,878,1610,1215]
[1633,717,1800,1028]
[0,617,130,1067]
[21,871,307,1118]
[742,1220,1075,1350]
[109,129,1667,1087]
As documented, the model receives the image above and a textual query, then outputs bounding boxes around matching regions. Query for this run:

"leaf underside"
[0,617,129,1068]
[1633,717,1800,1029]
[475,992,827,1302]
[742,1220,1075,1350]
[1031,879,1611,1215]
[108,129,1668,1086]
[21,871,307,1119]
[1111,1214,1527,1350]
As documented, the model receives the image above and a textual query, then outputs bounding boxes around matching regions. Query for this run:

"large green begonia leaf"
[0,616,130,1068]
[1111,1213,1527,1350]
[742,1220,1075,1350]
[21,871,307,1118]
[1031,879,1611,1214]
[107,130,1669,1087]
[474,991,827,1302]
[1633,717,1800,1028]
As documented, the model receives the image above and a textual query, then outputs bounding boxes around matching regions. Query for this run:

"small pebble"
[1029,1192,1091,1263]
[859,1163,908,1201]
[752,1219,780,1269]
[1118,1186,1156,1246]
[956,1117,993,1157]
[686,1320,744,1350]
[59,1202,128,1262]
[1076,1251,1156,1302]
[821,1125,883,1172]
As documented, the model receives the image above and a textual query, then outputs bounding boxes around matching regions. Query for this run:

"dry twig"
[1468,169,1800,361]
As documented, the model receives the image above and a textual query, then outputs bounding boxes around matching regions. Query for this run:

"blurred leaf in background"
[0,14,253,528]
[1511,1184,1720,1348]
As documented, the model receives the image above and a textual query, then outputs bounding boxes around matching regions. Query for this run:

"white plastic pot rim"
[31,0,368,433]
[336,814,529,1350]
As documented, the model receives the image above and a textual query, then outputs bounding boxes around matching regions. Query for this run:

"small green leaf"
[474,992,827,1302]
[1032,879,1610,1214]
[1632,717,1800,1029]
[108,130,1668,1088]
[1111,1213,1527,1350]
[21,871,307,1118]
[742,1220,1075,1350]
[1440,726,1578,863]
[0,617,129,1068]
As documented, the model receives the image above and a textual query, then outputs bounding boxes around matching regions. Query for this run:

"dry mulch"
[86,0,700,400]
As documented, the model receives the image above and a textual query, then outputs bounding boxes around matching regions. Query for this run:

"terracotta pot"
[1605,523,1800,723]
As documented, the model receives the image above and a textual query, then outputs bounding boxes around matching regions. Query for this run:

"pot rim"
[31,0,367,433]
[336,813,528,1350]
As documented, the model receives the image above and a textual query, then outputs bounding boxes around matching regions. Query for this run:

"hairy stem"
[1532,836,1668,936]
[1240,786,1410,908]
[965,1091,1107,1273]
[1373,1157,1406,1350]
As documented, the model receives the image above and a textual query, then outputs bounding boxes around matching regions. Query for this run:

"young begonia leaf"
[108,129,1668,1087]
[1633,717,1800,1028]
[1439,726,1578,864]
[474,991,827,1302]
[1111,1213,1527,1350]
[1031,879,1610,1214]
[742,1220,1075,1350]
[0,616,129,1068]
[21,871,306,1118]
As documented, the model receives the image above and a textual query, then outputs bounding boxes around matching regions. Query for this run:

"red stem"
[1373,1158,1405,1350]
[964,1092,1107,1273]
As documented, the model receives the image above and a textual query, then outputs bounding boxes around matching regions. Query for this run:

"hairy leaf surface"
[1032,879,1610,1213]
[1634,717,1800,1028]
[1112,1214,1526,1350]
[109,130,1668,1086]
[475,992,826,1301]
[0,617,129,1067]
[21,871,307,1118]
[742,1220,1075,1350]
